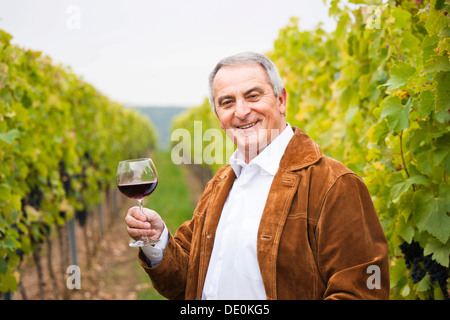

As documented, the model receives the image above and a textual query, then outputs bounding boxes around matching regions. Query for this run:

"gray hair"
[208,52,284,112]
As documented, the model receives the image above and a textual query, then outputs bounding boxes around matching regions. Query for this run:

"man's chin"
[236,139,269,161]
[225,128,271,160]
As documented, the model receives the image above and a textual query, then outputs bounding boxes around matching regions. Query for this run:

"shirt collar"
[229,123,294,177]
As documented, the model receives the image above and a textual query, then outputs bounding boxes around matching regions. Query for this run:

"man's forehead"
[215,63,266,77]
[213,64,270,90]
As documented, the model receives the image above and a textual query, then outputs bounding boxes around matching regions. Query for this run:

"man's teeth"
[238,122,257,129]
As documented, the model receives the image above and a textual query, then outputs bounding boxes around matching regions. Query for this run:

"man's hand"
[125,206,165,241]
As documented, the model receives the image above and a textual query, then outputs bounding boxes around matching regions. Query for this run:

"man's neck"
[241,122,288,163]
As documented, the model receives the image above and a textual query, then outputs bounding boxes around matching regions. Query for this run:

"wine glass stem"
[138,199,148,243]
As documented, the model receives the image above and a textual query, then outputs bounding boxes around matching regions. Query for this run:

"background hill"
[130,106,190,150]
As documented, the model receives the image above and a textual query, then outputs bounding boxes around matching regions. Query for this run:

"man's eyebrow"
[217,95,234,105]
[244,86,264,95]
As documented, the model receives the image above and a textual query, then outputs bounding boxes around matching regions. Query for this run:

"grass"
[134,149,196,300]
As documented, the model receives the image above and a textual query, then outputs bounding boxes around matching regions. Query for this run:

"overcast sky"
[0,0,336,107]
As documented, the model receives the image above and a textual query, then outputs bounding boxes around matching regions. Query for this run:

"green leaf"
[0,129,20,144]
[435,71,450,111]
[383,61,416,90]
[368,121,389,144]
[420,35,440,62]
[400,31,421,55]
[414,187,450,243]
[416,275,431,292]
[424,238,450,267]
[390,172,428,202]
[401,283,411,297]
[390,258,407,287]
[0,183,11,201]
[422,55,450,75]
[380,96,411,132]
[3,236,16,250]
[397,216,415,243]
[438,27,450,38]
[393,8,411,29]
[435,109,450,123]
[434,0,445,10]
[0,258,7,274]
[416,148,448,176]
[425,9,447,36]
[433,282,445,299]
[417,90,435,117]
[24,205,41,223]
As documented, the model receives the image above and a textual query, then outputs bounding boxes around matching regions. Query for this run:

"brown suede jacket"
[138,127,390,300]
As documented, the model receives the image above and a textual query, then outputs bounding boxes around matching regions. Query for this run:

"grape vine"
[0,30,157,294]
[400,241,448,299]
[273,0,450,300]
[173,0,449,299]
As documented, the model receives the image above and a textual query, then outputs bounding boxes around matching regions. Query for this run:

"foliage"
[0,30,157,293]
[268,0,449,299]
[172,0,449,300]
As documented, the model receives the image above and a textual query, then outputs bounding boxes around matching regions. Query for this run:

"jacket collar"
[280,126,323,172]
[216,126,322,180]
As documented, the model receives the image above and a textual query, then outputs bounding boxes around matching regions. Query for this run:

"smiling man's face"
[213,64,287,162]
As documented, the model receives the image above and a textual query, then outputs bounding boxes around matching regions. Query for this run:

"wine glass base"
[129,238,160,247]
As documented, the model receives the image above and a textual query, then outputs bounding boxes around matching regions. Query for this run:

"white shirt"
[142,123,294,300]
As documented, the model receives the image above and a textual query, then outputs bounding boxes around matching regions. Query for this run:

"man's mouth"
[237,121,258,129]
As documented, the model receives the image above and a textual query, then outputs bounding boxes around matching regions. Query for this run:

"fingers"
[125,206,148,225]
[126,224,155,240]
[125,206,163,240]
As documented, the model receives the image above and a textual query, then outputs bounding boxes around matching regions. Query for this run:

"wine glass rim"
[119,158,153,163]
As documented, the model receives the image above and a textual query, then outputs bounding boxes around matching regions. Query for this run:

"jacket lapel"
[196,166,236,298]
[203,166,236,239]
[257,169,300,299]
[257,127,322,299]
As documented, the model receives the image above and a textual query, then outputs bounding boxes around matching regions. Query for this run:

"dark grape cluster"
[20,183,51,246]
[27,185,43,211]
[59,160,72,196]
[400,241,449,300]
[76,207,87,227]
[60,160,88,227]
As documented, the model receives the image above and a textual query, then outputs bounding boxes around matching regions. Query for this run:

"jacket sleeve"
[138,218,195,300]
[316,173,389,300]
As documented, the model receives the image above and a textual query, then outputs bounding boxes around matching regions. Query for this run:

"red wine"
[118,181,157,200]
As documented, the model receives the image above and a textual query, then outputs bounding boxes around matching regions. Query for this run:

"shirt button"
[218,252,224,260]
[207,234,211,239]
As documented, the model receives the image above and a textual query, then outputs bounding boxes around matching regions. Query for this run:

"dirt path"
[68,198,145,300]
[14,194,144,300]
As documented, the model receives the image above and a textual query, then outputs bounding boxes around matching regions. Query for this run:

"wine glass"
[117,158,159,247]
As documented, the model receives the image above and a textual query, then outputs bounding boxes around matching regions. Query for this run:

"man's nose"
[234,99,251,120]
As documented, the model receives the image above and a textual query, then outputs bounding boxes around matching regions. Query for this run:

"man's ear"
[278,88,287,115]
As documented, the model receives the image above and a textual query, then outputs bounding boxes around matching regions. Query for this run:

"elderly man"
[124,52,389,300]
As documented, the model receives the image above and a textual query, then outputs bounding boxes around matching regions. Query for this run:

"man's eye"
[247,94,260,100]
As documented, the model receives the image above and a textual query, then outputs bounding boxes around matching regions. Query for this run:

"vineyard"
[0,29,157,297]
[172,0,449,300]
[0,0,448,300]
